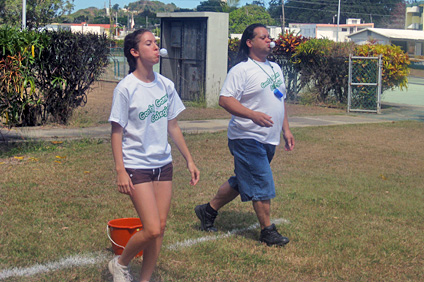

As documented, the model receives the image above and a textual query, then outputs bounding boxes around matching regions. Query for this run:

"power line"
[284,5,395,18]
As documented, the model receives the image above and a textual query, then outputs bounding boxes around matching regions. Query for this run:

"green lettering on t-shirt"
[151,106,168,123]
[260,72,282,90]
[138,93,169,122]
[139,104,155,120]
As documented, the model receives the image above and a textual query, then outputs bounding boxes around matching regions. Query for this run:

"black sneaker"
[195,204,218,232]
[259,224,289,246]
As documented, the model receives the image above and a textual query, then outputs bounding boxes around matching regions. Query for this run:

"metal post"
[377,54,382,114]
[282,0,285,32]
[22,0,26,30]
[347,54,352,112]
[336,0,341,42]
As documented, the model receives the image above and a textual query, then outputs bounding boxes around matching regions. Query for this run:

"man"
[195,23,295,247]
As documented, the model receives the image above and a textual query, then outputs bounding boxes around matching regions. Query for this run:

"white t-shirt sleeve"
[220,65,246,101]
[108,87,129,128]
[167,88,185,120]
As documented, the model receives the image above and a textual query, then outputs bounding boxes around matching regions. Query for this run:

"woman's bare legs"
[118,181,173,282]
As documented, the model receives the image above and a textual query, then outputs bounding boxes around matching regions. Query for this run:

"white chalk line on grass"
[0,252,108,280]
[167,218,290,250]
[0,218,290,280]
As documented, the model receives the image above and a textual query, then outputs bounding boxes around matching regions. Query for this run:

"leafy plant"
[355,43,410,92]
[293,39,356,104]
[0,26,43,127]
[32,30,110,124]
[0,27,111,127]
[227,37,240,70]
[271,31,307,101]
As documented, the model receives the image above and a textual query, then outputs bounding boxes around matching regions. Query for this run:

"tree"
[269,0,405,27]
[197,0,225,12]
[229,5,277,33]
[252,0,265,7]
[379,1,406,28]
[0,0,74,29]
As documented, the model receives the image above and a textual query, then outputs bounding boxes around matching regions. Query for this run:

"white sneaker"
[108,256,133,282]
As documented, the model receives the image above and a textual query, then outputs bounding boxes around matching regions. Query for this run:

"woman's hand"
[187,161,200,186]
[116,170,135,195]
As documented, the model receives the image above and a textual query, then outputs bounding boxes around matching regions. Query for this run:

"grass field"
[68,81,346,128]
[0,81,423,281]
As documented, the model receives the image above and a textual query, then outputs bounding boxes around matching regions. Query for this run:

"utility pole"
[22,0,26,30]
[116,12,118,36]
[336,0,341,42]
[281,0,285,32]
[109,0,115,39]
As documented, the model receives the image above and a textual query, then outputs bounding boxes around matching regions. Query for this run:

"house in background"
[405,2,424,30]
[347,28,424,57]
[288,18,374,42]
[230,25,283,40]
[40,23,118,37]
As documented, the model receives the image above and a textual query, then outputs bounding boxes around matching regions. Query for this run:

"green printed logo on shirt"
[139,93,168,123]
[260,72,283,90]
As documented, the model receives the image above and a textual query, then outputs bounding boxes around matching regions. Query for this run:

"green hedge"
[0,26,110,127]
[226,35,410,105]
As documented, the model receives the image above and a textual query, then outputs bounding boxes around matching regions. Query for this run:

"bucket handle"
[107,225,126,250]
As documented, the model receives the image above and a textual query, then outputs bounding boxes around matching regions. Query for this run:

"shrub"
[271,31,307,101]
[33,30,110,124]
[0,27,110,127]
[355,43,410,92]
[0,27,43,127]
[293,39,410,105]
[293,38,356,104]
[227,37,240,70]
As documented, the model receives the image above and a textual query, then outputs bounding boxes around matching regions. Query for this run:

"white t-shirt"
[109,72,185,169]
[220,59,287,145]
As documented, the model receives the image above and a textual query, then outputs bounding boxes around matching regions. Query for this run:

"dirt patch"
[69,80,345,127]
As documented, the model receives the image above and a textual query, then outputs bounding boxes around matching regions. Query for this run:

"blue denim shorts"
[227,138,276,202]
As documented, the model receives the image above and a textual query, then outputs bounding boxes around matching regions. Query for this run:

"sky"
[72,0,251,12]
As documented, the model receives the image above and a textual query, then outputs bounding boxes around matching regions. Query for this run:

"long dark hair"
[236,23,267,64]
[124,29,150,74]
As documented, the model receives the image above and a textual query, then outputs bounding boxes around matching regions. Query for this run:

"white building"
[230,26,283,40]
[348,28,424,57]
[70,24,105,35]
[289,19,374,42]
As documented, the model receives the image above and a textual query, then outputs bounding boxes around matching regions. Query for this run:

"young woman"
[108,29,200,282]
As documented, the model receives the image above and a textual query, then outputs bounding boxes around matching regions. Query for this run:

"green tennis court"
[382,76,424,106]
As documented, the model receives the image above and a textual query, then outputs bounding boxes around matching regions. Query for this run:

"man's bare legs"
[209,181,239,211]
[252,200,271,229]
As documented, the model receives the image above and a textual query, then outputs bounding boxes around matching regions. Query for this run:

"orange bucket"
[107,218,143,257]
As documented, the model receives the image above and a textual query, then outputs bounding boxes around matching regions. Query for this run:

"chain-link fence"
[100,48,160,82]
[99,48,126,82]
[348,55,382,114]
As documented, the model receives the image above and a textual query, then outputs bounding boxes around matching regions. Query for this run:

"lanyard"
[250,58,283,99]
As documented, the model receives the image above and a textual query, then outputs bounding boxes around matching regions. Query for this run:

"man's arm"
[282,102,295,151]
[219,96,274,128]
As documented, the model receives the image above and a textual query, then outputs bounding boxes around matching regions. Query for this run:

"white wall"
[70,25,105,35]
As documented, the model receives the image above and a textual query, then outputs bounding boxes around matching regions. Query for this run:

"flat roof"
[349,28,424,40]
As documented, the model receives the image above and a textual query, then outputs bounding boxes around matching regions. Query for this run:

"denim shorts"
[227,139,276,202]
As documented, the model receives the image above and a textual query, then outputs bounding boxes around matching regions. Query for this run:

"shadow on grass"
[192,210,260,242]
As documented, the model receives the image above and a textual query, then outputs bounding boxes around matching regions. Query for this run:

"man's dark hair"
[236,23,267,64]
